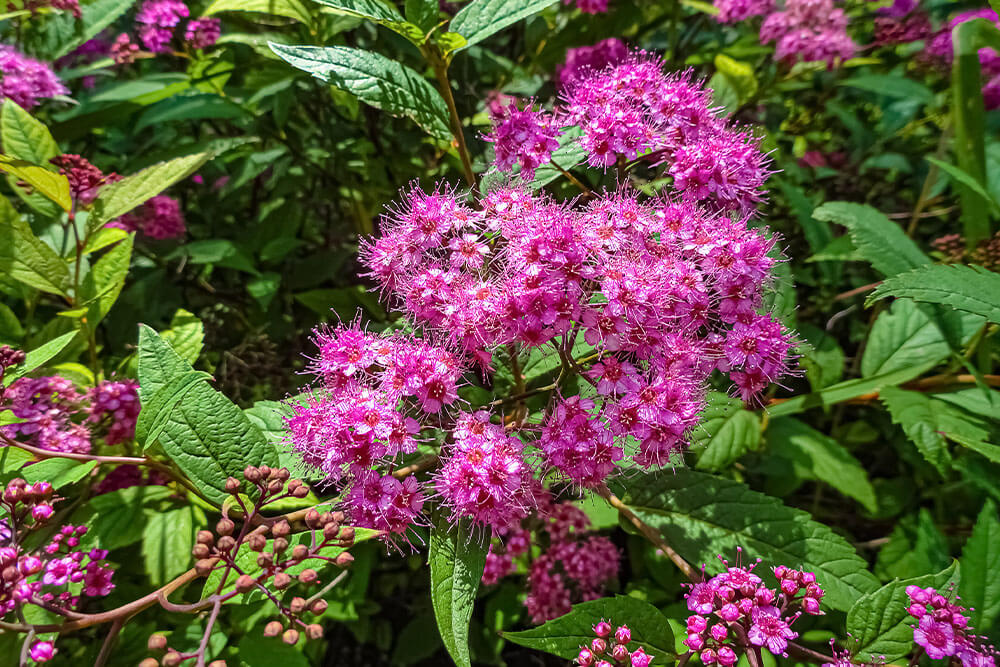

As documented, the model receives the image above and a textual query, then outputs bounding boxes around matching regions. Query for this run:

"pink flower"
[83,564,115,596]
[29,641,56,663]
[0,46,69,110]
[486,99,562,179]
[914,615,957,660]
[184,18,221,49]
[747,606,798,656]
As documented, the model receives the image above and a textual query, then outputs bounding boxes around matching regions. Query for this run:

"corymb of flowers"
[283,49,795,544]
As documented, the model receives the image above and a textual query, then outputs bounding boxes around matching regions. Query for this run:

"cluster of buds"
[141,467,357,666]
[0,344,25,387]
[577,621,654,667]
[682,552,824,665]
[2,477,116,655]
[931,231,1000,272]
[906,585,997,665]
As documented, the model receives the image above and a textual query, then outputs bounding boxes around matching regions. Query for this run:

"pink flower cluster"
[923,10,1000,109]
[2,376,141,453]
[486,100,562,179]
[713,0,773,24]
[906,585,997,666]
[50,154,122,207]
[482,499,620,623]
[683,554,824,664]
[563,0,609,14]
[0,45,69,110]
[114,0,221,60]
[110,194,187,239]
[757,0,856,66]
[1,478,116,622]
[556,38,629,90]
[577,622,653,667]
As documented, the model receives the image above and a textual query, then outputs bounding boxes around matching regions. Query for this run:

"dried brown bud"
[298,568,318,585]
[235,575,256,593]
[281,629,299,646]
[310,599,328,614]
[335,552,354,568]
[191,543,210,559]
[195,559,216,576]
[289,596,306,613]
[216,536,236,552]
[290,544,309,561]
[263,621,283,637]
[196,531,215,546]
[249,534,267,552]
[304,509,321,529]
[225,477,240,494]
[244,466,261,483]
[272,537,289,554]
[147,634,168,652]
[273,572,292,589]
[162,651,182,667]
[216,518,235,536]
[292,485,310,499]
[305,624,324,641]
[271,520,290,538]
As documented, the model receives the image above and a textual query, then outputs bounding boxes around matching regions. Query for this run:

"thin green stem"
[428,51,476,188]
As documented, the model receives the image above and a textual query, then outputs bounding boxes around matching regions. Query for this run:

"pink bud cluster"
[713,0,773,24]
[757,0,856,66]
[556,38,629,90]
[482,499,620,623]
[50,154,122,207]
[906,585,997,666]
[114,0,221,61]
[683,554,824,664]
[1,478,116,620]
[563,0,609,14]
[577,621,654,667]
[486,100,563,179]
[0,45,69,110]
[2,376,141,453]
[110,194,187,239]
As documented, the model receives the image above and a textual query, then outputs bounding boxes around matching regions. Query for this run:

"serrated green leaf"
[3,331,79,387]
[0,155,72,212]
[693,392,761,471]
[88,153,213,233]
[611,469,880,611]
[812,202,930,277]
[79,233,133,327]
[960,500,1000,632]
[29,0,138,59]
[160,309,204,365]
[21,458,99,489]
[204,0,312,22]
[867,263,1000,324]
[270,44,451,140]
[135,370,213,448]
[880,387,954,475]
[0,202,72,296]
[142,505,196,586]
[405,0,439,31]
[137,325,278,505]
[429,520,488,667]
[503,596,673,660]
[862,300,985,377]
[311,0,424,41]
[846,562,959,661]
[767,417,878,512]
[79,485,173,551]
[875,510,949,580]
[449,0,557,50]
[1,100,60,165]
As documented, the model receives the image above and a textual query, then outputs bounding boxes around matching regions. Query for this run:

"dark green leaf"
[875,510,949,580]
[21,458,98,488]
[867,264,1000,324]
[135,370,213,448]
[2,331,78,387]
[812,202,930,277]
[449,0,557,50]
[960,500,1000,631]
[142,505,196,586]
[429,519,488,667]
[693,392,761,471]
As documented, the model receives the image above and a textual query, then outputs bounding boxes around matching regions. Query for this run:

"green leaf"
[846,562,959,661]
[867,264,1000,324]
[693,392,761,471]
[204,0,313,22]
[21,458,99,489]
[504,596,674,660]
[88,153,214,233]
[311,0,424,40]
[0,203,72,296]
[81,485,173,551]
[270,44,452,141]
[611,469,880,611]
[862,299,985,377]
[429,519,488,667]
[880,387,954,475]
[79,233,134,327]
[0,446,34,477]
[3,331,79,387]
[875,510,949,580]
[29,0,138,59]
[449,0,557,50]
[927,156,1000,216]
[135,370,213,448]
[160,309,205,365]
[142,505,196,586]
[137,325,279,505]
[812,202,930,277]
[960,500,1000,632]
[767,417,878,513]
[841,75,934,103]
[1,100,60,165]
[237,635,310,667]
[178,239,259,275]
[0,155,72,212]
[713,54,758,110]
[405,0,439,31]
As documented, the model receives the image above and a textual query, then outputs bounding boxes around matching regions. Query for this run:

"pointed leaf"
[1,100,60,165]
[812,202,930,277]
[0,200,72,296]
[2,331,79,386]
[429,519,487,667]
[693,392,761,471]
[0,156,72,212]
[867,263,1000,325]
[203,0,313,23]
[449,0,557,50]
[960,500,1000,631]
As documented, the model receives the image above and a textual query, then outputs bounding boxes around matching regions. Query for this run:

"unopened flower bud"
[291,545,309,561]
[578,648,595,667]
[162,651,183,667]
[216,536,236,552]
[208,661,227,667]
[263,621,282,637]
[235,575,256,593]
[298,569,318,585]
[273,572,292,589]
[267,479,284,495]
[275,468,290,482]
[335,552,354,567]
[259,466,271,479]
[304,509,321,528]
[225,477,240,494]
[293,485,309,498]
[249,534,267,552]
[244,466,261,483]
[305,624,323,640]
[140,659,159,667]
[272,537,289,554]
[272,520,290,538]
[19,556,42,576]
[191,543,210,559]
[290,597,307,613]
[216,519,235,536]
[257,552,273,568]
[148,634,169,652]
[591,638,607,655]
[197,531,214,546]
[31,504,54,522]
[331,511,345,523]
[310,599,328,614]
[614,626,631,645]
[282,629,299,646]
[338,526,355,543]
[195,559,216,576]
[322,523,340,540]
